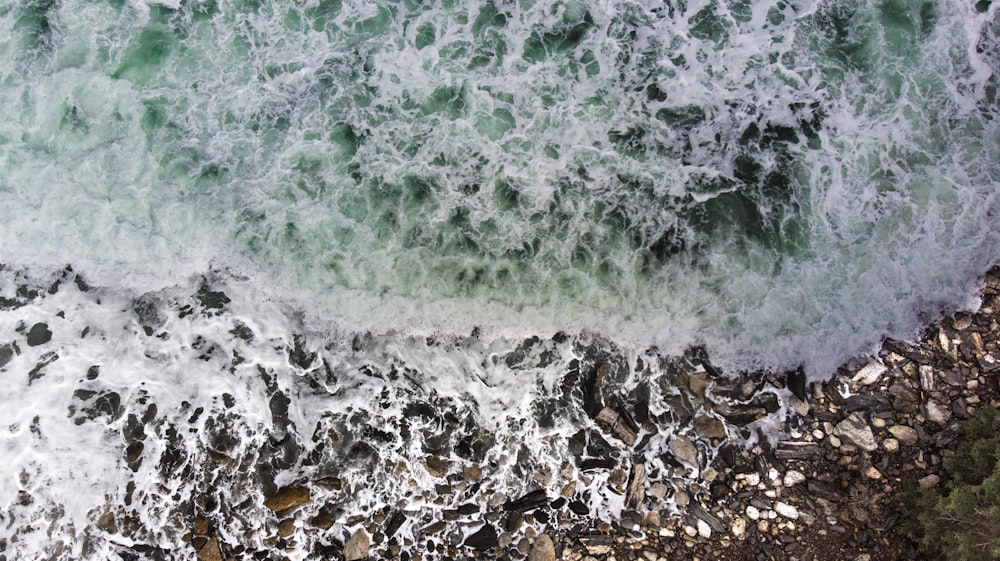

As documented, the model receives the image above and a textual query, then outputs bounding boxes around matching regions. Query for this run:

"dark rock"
[786,369,807,401]
[844,394,880,412]
[26,323,52,346]
[0,342,19,368]
[568,501,589,515]
[689,502,725,533]
[775,441,820,460]
[384,511,406,538]
[504,490,548,512]
[463,524,498,550]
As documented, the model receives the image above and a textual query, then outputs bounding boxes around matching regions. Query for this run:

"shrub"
[905,406,1000,561]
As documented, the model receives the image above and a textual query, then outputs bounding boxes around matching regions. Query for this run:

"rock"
[264,487,310,512]
[864,466,882,479]
[731,517,747,539]
[833,413,877,452]
[197,538,223,561]
[26,323,52,346]
[626,463,646,509]
[561,481,576,498]
[464,525,499,550]
[919,365,935,391]
[648,482,668,500]
[670,436,699,468]
[463,465,483,481]
[923,401,951,424]
[783,470,806,487]
[786,369,807,401]
[277,519,295,537]
[693,415,726,439]
[745,505,760,520]
[688,372,712,400]
[774,502,798,520]
[918,474,941,488]
[528,534,556,561]
[674,490,690,507]
[504,490,548,512]
[852,362,887,386]
[689,502,725,533]
[775,442,820,460]
[883,438,900,452]
[424,456,450,477]
[344,529,370,561]
[696,519,712,538]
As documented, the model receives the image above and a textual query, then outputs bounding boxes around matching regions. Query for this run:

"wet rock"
[504,490,548,512]
[670,436,699,467]
[197,538,223,561]
[687,372,712,400]
[344,529,370,561]
[833,413,877,452]
[423,456,450,477]
[528,534,556,561]
[384,511,406,538]
[595,407,637,446]
[464,524,498,550]
[693,415,726,439]
[462,464,483,481]
[264,487,310,512]
[26,323,52,346]
[852,362,887,386]
[625,463,646,509]
[786,369,807,401]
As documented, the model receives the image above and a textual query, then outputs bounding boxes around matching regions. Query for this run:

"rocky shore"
[179,269,999,561]
[2,267,999,561]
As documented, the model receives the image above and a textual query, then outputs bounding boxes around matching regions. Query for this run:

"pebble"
[783,470,806,487]
[883,438,900,452]
[774,502,799,520]
[864,466,882,480]
[828,435,842,448]
[745,505,760,520]
[731,517,747,539]
[888,425,919,446]
[683,526,698,538]
[743,473,760,487]
[918,474,941,488]
[528,534,556,561]
[697,520,712,539]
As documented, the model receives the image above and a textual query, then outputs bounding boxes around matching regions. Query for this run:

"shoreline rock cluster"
[226,268,999,561]
[2,265,998,561]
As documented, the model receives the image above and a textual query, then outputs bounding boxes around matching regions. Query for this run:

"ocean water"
[0,0,998,558]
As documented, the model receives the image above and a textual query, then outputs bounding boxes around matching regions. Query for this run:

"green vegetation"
[905,406,1000,560]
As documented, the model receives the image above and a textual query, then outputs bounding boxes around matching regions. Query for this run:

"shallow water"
[0,0,998,558]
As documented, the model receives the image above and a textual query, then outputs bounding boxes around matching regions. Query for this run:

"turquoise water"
[0,0,998,374]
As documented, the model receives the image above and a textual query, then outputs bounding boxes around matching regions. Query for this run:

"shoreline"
[0,265,998,561]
